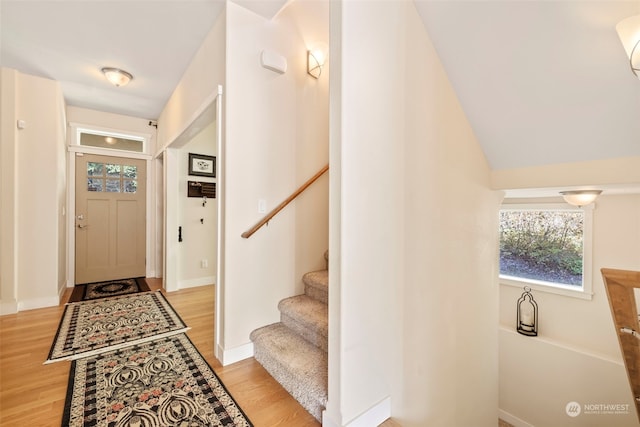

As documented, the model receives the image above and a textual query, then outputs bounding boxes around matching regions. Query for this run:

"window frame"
[85,161,139,194]
[499,203,594,301]
[68,123,151,159]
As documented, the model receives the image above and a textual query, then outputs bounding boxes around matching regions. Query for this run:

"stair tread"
[278,295,328,337]
[250,322,327,406]
[303,269,328,288]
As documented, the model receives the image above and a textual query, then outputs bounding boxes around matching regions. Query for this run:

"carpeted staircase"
[250,259,328,422]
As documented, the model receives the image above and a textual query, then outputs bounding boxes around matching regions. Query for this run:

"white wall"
[285,0,331,288]
[328,2,500,425]
[400,2,501,426]
[0,68,67,312]
[328,1,403,424]
[156,0,329,362]
[156,10,225,151]
[67,106,158,152]
[56,88,67,296]
[177,120,218,288]
[0,68,19,314]
[499,194,640,427]
[222,0,329,359]
[155,4,225,317]
[492,157,640,191]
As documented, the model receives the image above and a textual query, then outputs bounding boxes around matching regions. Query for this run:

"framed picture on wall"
[188,153,216,177]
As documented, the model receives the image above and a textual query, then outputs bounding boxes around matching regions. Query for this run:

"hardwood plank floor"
[0,280,398,426]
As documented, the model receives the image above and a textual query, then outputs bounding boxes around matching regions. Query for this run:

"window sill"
[500,275,593,301]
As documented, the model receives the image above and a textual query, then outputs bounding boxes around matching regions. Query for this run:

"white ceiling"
[1,0,227,119]
[1,0,639,171]
[415,0,640,170]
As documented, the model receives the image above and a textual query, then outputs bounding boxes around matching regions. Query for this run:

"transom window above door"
[80,132,144,152]
[86,161,138,193]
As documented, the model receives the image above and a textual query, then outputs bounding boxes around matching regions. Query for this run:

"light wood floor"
[0,279,399,426]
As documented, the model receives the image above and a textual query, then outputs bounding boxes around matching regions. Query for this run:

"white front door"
[75,154,146,284]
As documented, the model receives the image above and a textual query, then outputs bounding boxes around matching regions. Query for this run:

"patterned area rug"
[63,333,253,427]
[68,277,151,303]
[47,291,188,363]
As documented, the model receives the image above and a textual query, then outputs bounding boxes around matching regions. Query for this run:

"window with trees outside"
[499,204,594,299]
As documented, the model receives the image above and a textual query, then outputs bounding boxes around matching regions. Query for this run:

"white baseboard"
[218,342,254,366]
[499,409,535,427]
[323,397,391,427]
[17,296,59,311]
[178,276,215,289]
[0,299,18,315]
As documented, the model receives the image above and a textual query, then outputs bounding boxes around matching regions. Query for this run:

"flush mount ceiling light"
[616,14,640,79]
[560,190,602,207]
[101,67,133,87]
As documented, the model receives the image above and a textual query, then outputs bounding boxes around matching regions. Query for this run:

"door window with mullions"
[87,162,138,193]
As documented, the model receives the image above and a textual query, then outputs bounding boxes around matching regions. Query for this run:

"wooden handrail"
[601,268,640,422]
[241,164,329,239]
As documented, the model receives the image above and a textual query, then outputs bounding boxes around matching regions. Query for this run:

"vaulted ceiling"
[416,1,640,170]
[1,0,638,171]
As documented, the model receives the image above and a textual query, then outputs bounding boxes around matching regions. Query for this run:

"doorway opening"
[160,88,223,360]
[67,125,153,288]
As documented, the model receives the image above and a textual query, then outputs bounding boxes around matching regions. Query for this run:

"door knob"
[78,224,88,229]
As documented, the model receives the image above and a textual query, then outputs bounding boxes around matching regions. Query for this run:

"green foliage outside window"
[86,162,137,193]
[499,210,584,286]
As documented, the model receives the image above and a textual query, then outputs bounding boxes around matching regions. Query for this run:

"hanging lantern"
[517,286,538,336]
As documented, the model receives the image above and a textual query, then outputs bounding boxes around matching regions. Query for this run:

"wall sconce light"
[101,67,133,87]
[307,48,327,79]
[616,14,640,79]
[517,286,538,337]
[560,190,602,207]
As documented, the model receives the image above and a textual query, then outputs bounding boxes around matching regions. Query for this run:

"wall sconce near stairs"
[616,14,640,79]
[307,46,328,79]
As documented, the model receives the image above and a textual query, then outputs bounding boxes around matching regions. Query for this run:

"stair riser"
[304,284,328,304]
[253,347,325,421]
[302,270,328,304]
[251,323,328,423]
[281,313,328,352]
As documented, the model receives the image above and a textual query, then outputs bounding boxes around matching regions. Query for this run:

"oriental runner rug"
[47,291,188,363]
[68,277,151,303]
[62,333,253,427]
